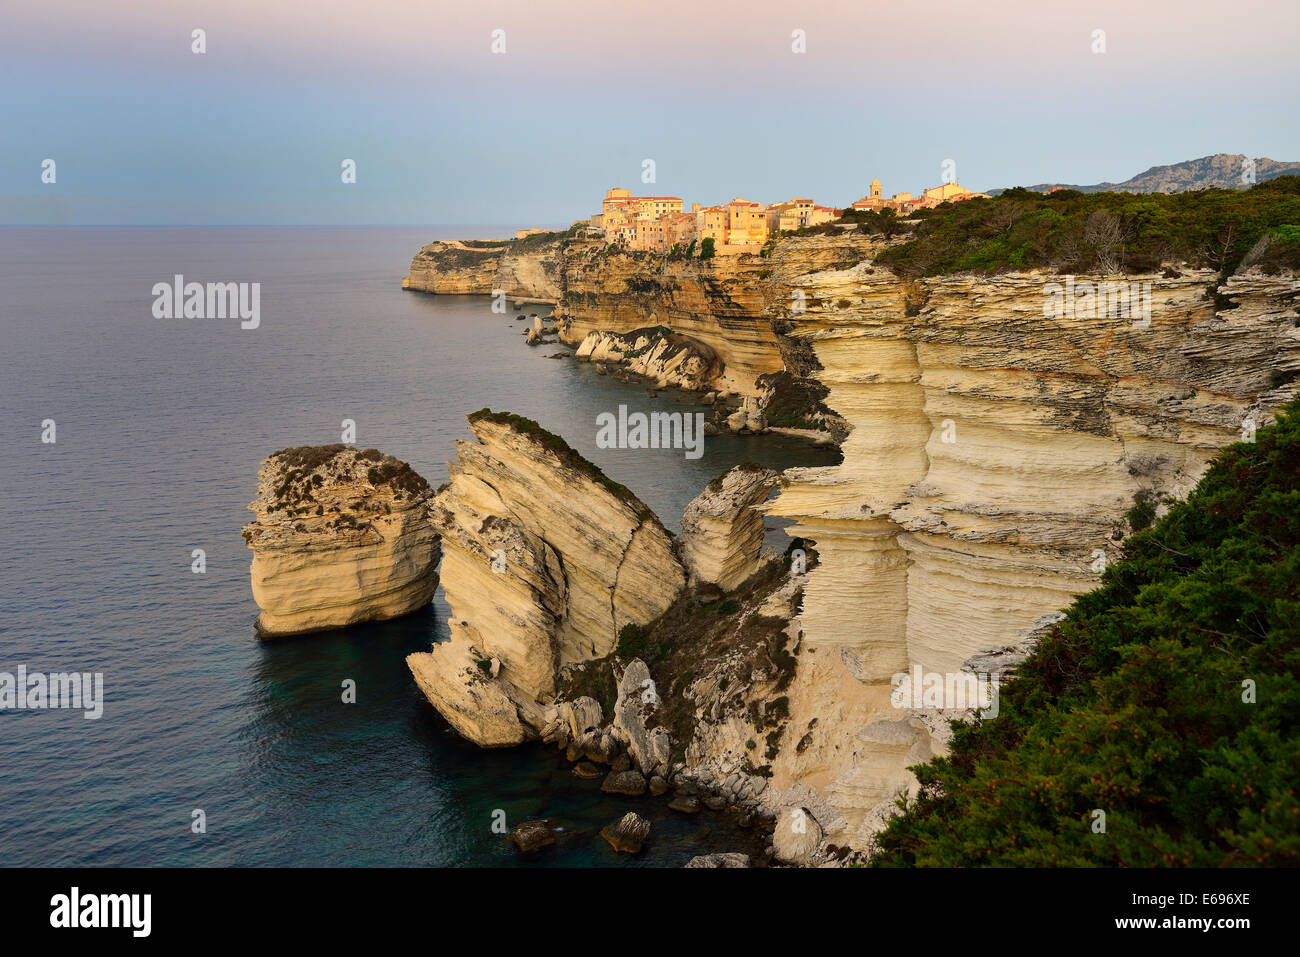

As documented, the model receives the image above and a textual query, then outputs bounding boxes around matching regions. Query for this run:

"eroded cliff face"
[244,446,440,637]
[406,413,685,746]
[763,264,1300,849]
[404,232,883,396]
[404,239,564,300]
[678,465,778,591]
[405,228,1299,857]
[553,237,880,394]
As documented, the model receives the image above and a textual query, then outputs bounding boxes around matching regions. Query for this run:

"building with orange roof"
[724,198,768,247]
[692,203,727,246]
[766,198,814,233]
[852,177,988,214]
[599,188,686,249]
[805,204,840,227]
[766,198,841,232]
[663,212,696,250]
[594,187,844,254]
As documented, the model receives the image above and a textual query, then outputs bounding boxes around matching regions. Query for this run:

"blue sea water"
[0,227,838,867]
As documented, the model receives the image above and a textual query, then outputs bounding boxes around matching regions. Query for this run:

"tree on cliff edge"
[872,399,1300,867]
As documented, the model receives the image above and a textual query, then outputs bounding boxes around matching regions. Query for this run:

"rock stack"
[406,411,685,746]
[243,445,440,637]
[678,464,778,591]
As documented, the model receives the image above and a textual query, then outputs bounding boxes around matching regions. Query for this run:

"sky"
[2,0,1297,225]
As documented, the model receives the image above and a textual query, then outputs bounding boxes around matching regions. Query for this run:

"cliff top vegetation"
[872,175,1300,279]
[460,223,585,250]
[266,445,430,502]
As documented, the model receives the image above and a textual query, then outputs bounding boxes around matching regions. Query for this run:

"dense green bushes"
[872,399,1300,867]
[461,227,571,250]
[875,176,1300,278]
[836,207,907,238]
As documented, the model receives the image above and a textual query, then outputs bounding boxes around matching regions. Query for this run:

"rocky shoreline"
[502,293,828,443]
[242,223,1298,863]
[241,413,871,863]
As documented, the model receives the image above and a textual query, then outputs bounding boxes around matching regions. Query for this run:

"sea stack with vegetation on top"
[244,445,440,637]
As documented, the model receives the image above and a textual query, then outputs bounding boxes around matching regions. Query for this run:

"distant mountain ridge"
[992,153,1300,195]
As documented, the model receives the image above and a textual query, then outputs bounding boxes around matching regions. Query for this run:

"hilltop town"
[514,178,990,255]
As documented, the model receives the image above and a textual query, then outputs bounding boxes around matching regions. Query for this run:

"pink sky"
[4,0,1297,224]
[9,0,1295,88]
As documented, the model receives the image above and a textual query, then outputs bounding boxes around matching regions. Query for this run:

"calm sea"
[0,227,838,866]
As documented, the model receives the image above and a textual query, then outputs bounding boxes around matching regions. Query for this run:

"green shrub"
[876,176,1300,279]
[1126,489,1159,531]
[615,623,651,658]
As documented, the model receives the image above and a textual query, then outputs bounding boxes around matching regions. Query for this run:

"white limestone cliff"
[764,264,1300,848]
[573,327,717,391]
[404,226,1300,860]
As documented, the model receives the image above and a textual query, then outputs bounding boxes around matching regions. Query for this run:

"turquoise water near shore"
[0,227,838,866]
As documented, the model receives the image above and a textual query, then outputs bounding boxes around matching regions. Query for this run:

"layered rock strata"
[404,239,564,300]
[678,465,778,591]
[408,226,1299,860]
[405,231,884,396]
[601,812,651,853]
[244,445,440,637]
[406,412,685,745]
[765,264,1300,848]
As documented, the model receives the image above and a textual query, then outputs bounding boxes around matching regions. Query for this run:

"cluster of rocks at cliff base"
[241,430,855,863]
[724,397,769,435]
[405,411,684,746]
[524,315,560,346]
[572,326,718,392]
[527,466,850,865]
[243,445,440,637]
